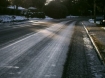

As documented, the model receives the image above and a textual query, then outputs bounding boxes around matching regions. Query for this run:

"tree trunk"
[94,0,96,23]
[14,5,18,15]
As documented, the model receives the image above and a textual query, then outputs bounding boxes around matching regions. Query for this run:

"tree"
[9,0,21,15]
[21,0,33,8]
[10,0,33,8]
[32,0,46,9]
[0,0,10,7]
[43,1,68,19]
[96,0,105,15]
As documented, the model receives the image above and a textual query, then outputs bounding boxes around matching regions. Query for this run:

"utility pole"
[94,0,96,23]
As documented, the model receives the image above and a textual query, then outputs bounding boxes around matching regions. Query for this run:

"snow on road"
[0,21,75,78]
[20,22,75,78]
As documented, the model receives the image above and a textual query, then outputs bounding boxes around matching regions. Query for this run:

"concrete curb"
[82,22,105,66]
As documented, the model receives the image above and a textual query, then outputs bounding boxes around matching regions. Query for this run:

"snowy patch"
[0,66,19,69]
[7,6,26,10]
[45,16,53,20]
[51,64,56,67]
[102,27,105,30]
[83,33,105,78]
[66,15,79,18]
[0,15,28,23]
[0,15,54,24]
[83,37,93,49]
[89,19,100,24]
[83,21,96,27]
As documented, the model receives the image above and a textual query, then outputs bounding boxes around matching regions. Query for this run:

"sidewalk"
[83,21,105,64]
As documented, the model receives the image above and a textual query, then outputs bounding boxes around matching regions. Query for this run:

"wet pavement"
[0,18,105,78]
[0,20,75,78]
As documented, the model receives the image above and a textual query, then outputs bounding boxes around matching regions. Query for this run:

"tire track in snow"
[0,20,72,77]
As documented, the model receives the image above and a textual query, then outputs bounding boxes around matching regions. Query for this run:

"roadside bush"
[43,1,68,19]
[0,7,22,15]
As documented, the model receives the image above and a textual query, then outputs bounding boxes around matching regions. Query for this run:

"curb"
[82,23,105,65]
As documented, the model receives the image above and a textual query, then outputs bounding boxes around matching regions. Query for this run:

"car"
[100,19,105,25]
[100,15,105,25]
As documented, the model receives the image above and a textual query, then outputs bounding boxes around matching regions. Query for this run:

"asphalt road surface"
[0,18,104,78]
[0,19,75,78]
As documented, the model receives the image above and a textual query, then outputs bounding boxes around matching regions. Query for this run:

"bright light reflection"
[45,0,53,5]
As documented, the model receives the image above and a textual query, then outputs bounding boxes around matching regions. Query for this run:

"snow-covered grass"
[66,15,79,18]
[89,19,100,24]
[89,19,105,31]
[0,15,79,24]
[14,16,27,21]
[0,15,28,23]
[0,15,54,22]
[89,16,104,24]
[45,16,53,20]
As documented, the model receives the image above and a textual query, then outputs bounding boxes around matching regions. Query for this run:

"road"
[0,18,104,78]
[0,18,75,78]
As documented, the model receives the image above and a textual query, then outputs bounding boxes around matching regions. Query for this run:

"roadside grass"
[91,35,105,63]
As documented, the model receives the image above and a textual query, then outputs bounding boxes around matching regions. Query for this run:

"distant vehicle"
[95,16,104,21]
[100,19,105,25]
[25,9,45,18]
[100,15,105,25]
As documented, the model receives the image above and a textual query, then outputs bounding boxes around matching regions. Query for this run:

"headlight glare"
[103,20,105,22]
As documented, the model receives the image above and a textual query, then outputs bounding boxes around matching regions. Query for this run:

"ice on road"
[0,21,75,78]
